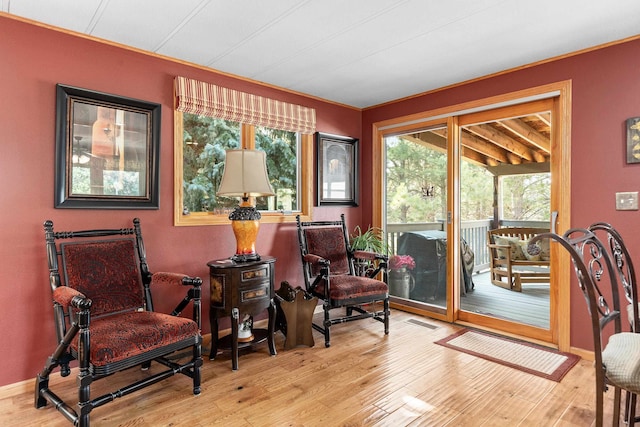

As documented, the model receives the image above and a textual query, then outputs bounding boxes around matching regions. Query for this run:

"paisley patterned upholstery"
[314,274,389,301]
[303,227,350,275]
[36,218,203,427]
[61,239,144,316]
[296,214,389,347]
[73,311,199,367]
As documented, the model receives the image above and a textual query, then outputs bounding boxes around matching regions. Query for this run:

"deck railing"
[386,219,548,273]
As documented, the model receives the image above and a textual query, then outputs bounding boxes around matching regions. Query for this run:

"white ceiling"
[4,0,640,108]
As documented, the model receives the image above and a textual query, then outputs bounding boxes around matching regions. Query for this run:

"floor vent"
[406,318,438,330]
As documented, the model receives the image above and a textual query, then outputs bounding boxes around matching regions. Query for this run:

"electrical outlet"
[616,192,638,210]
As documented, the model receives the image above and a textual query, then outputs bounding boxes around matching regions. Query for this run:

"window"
[173,77,315,226]
[254,125,300,212]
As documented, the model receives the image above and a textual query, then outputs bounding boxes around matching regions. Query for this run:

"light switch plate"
[616,192,638,210]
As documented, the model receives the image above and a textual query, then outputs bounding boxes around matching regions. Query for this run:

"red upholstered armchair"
[35,218,203,427]
[296,214,389,347]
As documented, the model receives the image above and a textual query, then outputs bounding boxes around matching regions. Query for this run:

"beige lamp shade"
[217,149,274,262]
[217,149,275,198]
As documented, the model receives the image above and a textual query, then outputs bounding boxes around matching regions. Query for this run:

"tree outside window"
[181,114,299,216]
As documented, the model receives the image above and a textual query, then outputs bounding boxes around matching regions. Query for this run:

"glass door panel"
[385,125,448,313]
[457,109,553,336]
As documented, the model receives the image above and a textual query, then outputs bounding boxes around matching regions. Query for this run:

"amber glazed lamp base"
[230,218,260,262]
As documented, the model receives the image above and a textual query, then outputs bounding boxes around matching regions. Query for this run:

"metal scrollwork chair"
[35,218,203,427]
[296,214,389,347]
[589,222,640,424]
[589,222,640,332]
[532,227,640,426]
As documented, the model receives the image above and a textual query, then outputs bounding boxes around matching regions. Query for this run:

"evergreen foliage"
[386,135,550,224]
[182,114,298,213]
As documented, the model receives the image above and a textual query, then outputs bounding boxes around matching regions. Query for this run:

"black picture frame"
[55,84,160,209]
[315,132,359,206]
[626,117,640,164]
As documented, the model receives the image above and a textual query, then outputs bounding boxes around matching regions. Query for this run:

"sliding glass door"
[455,102,555,341]
[376,84,571,346]
[385,123,452,318]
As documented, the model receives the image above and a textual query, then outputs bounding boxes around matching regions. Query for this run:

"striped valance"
[175,76,316,134]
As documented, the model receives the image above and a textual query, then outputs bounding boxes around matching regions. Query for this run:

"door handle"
[551,211,558,234]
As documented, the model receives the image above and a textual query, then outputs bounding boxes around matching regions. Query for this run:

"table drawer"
[240,264,270,283]
[240,281,270,304]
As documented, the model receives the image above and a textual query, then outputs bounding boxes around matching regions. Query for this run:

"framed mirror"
[55,84,160,209]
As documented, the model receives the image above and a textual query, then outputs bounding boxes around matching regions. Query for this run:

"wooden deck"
[1,310,617,426]
[461,271,550,329]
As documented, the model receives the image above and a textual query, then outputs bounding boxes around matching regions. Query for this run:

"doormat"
[434,329,580,382]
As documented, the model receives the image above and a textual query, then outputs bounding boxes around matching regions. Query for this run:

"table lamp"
[217,149,275,262]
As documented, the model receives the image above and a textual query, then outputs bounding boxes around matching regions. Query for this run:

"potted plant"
[388,254,415,299]
[349,225,387,276]
[349,225,386,253]
[389,254,416,271]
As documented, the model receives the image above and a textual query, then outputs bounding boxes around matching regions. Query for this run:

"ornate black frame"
[315,132,359,206]
[54,84,160,209]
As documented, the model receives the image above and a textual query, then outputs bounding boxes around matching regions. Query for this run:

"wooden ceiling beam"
[403,116,551,168]
[458,130,510,164]
[535,113,551,127]
[407,131,446,152]
[500,118,551,153]
[465,124,537,162]
[406,131,490,167]
[428,128,510,164]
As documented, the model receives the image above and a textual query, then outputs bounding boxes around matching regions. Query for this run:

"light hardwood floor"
[0,309,620,426]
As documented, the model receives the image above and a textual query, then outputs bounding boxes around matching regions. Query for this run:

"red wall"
[4,13,640,387]
[363,38,640,352]
[0,16,361,386]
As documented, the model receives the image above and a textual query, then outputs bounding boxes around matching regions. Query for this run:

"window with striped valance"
[174,76,316,134]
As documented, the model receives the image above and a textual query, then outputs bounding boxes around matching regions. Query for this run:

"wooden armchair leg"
[513,273,522,292]
[384,298,390,334]
[323,303,331,347]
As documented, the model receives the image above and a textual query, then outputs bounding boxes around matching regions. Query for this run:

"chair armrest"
[304,253,330,297]
[52,286,90,311]
[303,253,329,266]
[353,250,388,262]
[487,243,510,250]
[151,272,202,288]
[352,250,388,278]
[487,244,512,259]
[151,272,202,322]
[305,253,331,278]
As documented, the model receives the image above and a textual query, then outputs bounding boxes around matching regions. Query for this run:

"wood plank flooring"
[0,309,620,426]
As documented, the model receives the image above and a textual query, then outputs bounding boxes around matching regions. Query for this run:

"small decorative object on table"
[237,314,254,342]
[388,255,416,299]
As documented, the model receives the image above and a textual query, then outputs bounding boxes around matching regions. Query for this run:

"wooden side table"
[207,256,277,370]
